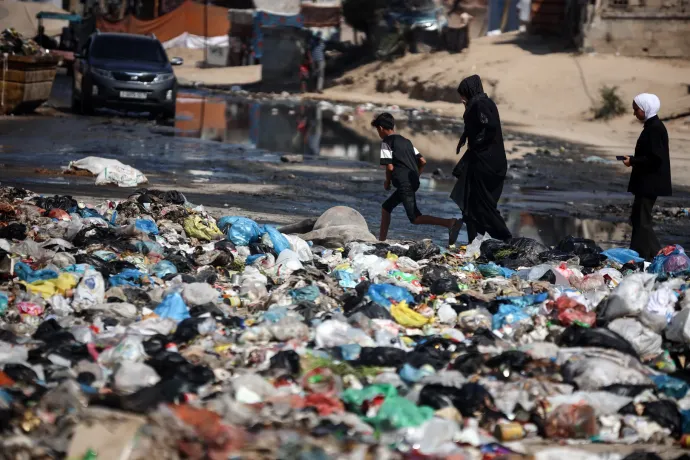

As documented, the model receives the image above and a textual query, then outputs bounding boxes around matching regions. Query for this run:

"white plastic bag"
[607,318,663,358]
[284,234,312,262]
[465,234,491,260]
[69,156,147,187]
[72,269,105,311]
[640,286,677,333]
[113,362,160,394]
[182,282,219,306]
[600,273,657,321]
[666,307,690,343]
[275,249,304,276]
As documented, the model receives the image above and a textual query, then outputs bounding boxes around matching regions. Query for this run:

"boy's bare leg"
[413,215,456,229]
[380,208,392,241]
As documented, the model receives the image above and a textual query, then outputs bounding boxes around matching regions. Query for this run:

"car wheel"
[81,92,94,116]
[162,107,176,122]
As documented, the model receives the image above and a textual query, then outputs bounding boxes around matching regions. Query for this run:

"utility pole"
[204,0,209,66]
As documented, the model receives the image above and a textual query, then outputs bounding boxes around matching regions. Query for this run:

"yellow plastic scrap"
[183,216,224,241]
[21,272,78,299]
[334,263,351,271]
[386,252,399,261]
[390,301,431,328]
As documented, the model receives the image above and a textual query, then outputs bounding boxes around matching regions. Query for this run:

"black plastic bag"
[419,382,501,419]
[507,237,549,263]
[269,350,301,376]
[539,249,572,262]
[421,265,452,286]
[601,384,656,398]
[406,348,450,370]
[354,347,407,367]
[557,236,602,256]
[622,453,663,460]
[539,269,557,284]
[479,239,509,261]
[3,363,38,383]
[33,195,77,211]
[579,252,607,268]
[450,351,484,375]
[0,222,26,240]
[486,350,532,379]
[406,240,440,261]
[345,301,393,320]
[430,278,460,295]
[173,318,206,343]
[620,400,682,438]
[557,326,638,357]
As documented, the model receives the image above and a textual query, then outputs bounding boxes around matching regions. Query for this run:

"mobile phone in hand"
[616,156,626,161]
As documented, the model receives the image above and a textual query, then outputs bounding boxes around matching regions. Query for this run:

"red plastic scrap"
[547,296,595,327]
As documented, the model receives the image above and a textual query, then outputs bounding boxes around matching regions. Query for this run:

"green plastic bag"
[183,216,223,241]
[341,384,434,430]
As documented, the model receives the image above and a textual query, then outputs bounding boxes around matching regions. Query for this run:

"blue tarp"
[252,11,304,60]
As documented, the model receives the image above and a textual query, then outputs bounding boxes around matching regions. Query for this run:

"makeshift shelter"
[0,1,71,37]
[95,0,230,48]
[252,11,304,60]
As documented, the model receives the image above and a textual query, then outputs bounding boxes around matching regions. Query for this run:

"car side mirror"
[170,57,184,66]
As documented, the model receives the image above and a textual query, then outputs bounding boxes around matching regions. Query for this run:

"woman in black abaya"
[449,75,512,244]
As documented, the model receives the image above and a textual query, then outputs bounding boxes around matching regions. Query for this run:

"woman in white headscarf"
[623,93,671,260]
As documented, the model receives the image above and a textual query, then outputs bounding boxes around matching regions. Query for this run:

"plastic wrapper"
[545,404,599,439]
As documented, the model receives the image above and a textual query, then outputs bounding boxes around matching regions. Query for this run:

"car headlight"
[154,73,175,83]
[92,68,113,79]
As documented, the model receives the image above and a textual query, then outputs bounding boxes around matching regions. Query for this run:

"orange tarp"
[175,97,227,135]
[96,1,230,42]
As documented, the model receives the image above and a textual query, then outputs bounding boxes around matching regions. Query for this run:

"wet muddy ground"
[0,73,688,247]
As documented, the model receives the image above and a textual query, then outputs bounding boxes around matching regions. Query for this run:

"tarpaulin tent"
[0,1,71,37]
[96,0,230,48]
[301,3,341,28]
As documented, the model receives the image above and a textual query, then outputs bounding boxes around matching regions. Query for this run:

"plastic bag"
[599,273,657,321]
[154,292,190,322]
[492,304,532,330]
[183,216,224,241]
[548,296,596,327]
[135,219,159,235]
[545,404,598,439]
[275,249,304,276]
[478,262,515,278]
[72,269,105,311]
[70,156,148,187]
[649,245,690,275]
[284,234,312,262]
[650,374,689,399]
[109,269,144,287]
[182,282,219,306]
[465,234,491,260]
[607,318,662,358]
[666,307,690,344]
[14,262,58,283]
[640,287,677,333]
[219,216,261,246]
[342,384,434,429]
[602,248,644,265]
[367,283,415,308]
[152,260,178,278]
[391,301,431,328]
[260,225,290,254]
[457,308,493,332]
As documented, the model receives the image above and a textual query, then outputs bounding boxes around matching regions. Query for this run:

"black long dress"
[628,115,672,260]
[451,75,512,242]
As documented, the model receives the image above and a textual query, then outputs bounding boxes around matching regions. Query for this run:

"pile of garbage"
[0,28,45,57]
[2,185,690,459]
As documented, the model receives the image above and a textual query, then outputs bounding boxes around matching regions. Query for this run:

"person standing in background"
[310,32,326,94]
[623,93,672,260]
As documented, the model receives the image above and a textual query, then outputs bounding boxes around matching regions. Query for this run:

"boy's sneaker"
[448,218,463,246]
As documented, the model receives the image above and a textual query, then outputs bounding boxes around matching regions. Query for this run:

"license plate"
[119,91,147,100]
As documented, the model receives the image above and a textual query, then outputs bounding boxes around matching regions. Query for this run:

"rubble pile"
[0,185,689,459]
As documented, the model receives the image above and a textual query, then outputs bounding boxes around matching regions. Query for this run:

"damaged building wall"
[582,0,690,57]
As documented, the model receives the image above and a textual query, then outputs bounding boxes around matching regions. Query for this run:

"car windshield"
[91,36,166,62]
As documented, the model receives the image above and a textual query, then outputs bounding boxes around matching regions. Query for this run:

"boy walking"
[372,113,462,243]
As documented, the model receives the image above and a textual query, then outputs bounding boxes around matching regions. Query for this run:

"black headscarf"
[457,75,485,102]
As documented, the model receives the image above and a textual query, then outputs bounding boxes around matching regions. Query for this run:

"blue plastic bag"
[152,260,178,278]
[109,269,144,287]
[245,254,264,265]
[135,219,159,235]
[367,283,415,308]
[290,285,320,302]
[0,292,8,316]
[496,292,548,308]
[134,240,164,256]
[340,343,362,361]
[260,225,291,254]
[219,216,261,246]
[492,304,532,330]
[154,292,190,322]
[651,374,689,399]
[399,362,435,383]
[478,262,515,278]
[602,248,644,265]
[649,245,690,276]
[14,262,58,283]
[333,270,357,288]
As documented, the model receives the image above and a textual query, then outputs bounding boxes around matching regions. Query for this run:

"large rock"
[281,206,376,249]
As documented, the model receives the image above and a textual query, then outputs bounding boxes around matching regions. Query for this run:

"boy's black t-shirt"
[379,134,423,188]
